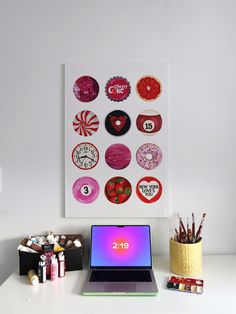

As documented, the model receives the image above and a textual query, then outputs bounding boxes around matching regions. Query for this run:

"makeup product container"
[58,252,65,277]
[38,255,46,283]
[28,270,39,286]
[50,255,58,280]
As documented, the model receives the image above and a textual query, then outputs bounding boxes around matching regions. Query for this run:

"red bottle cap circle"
[105,76,131,102]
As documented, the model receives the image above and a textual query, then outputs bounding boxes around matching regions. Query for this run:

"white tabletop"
[0,255,235,314]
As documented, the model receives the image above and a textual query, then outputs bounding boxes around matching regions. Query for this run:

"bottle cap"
[50,238,57,244]
[17,244,23,251]
[55,235,60,242]
[39,260,45,267]
[74,239,82,247]
[26,240,32,247]
[28,270,39,286]
[47,232,54,242]
[51,255,57,264]
[59,255,65,261]
[31,277,39,286]
[40,255,46,262]
[65,240,73,247]
[58,252,65,261]
[39,236,46,244]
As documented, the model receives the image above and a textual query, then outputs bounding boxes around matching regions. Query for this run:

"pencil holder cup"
[169,239,202,276]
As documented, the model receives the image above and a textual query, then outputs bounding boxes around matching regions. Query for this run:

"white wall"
[0,0,236,285]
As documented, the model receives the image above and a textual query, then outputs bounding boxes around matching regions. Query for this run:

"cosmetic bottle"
[58,252,65,278]
[31,237,37,243]
[65,240,73,249]
[21,238,29,246]
[36,236,46,245]
[47,231,54,243]
[17,244,38,254]
[26,240,42,253]
[66,239,82,249]
[74,239,82,248]
[42,243,55,279]
[38,255,46,283]
[59,235,66,248]
[51,238,64,252]
[55,235,60,242]
[50,255,58,281]
[28,270,39,286]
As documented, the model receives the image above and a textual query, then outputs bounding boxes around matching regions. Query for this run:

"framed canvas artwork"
[65,62,169,217]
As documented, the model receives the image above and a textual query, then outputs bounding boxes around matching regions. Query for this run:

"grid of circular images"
[71,74,164,205]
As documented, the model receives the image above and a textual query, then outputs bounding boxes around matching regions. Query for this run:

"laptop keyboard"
[89,270,152,282]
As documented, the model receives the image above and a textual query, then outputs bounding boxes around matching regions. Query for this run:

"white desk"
[0,256,235,314]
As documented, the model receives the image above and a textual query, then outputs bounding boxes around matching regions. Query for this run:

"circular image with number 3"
[72,177,100,203]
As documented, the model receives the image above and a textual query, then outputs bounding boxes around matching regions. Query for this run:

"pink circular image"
[72,177,100,203]
[105,144,131,170]
[73,76,99,102]
[136,143,162,170]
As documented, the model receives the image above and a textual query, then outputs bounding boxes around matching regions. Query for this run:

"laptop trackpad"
[104,283,136,292]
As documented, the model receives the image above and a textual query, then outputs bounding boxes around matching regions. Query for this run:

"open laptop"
[81,225,158,296]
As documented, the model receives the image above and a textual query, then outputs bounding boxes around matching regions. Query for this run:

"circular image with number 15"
[72,142,99,170]
[136,109,162,135]
[72,177,100,203]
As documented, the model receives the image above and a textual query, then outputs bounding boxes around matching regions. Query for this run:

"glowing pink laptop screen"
[90,225,152,268]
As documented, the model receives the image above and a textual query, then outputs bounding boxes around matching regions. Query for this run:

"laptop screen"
[90,225,152,268]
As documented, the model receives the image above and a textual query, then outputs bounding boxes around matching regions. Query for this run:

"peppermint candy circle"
[73,110,99,137]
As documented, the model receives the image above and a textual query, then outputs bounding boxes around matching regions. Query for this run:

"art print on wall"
[65,62,169,217]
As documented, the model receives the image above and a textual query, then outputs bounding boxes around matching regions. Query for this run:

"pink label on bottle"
[50,262,58,280]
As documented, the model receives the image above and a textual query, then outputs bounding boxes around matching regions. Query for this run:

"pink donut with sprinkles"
[73,110,99,137]
[136,143,162,170]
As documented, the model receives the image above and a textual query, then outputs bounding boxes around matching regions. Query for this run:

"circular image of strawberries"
[105,177,132,204]
[136,76,161,101]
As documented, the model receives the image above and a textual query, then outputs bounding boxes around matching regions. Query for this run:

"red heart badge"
[136,177,162,203]
[110,116,127,132]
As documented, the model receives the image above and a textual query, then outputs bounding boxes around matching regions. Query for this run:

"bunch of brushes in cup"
[173,213,206,244]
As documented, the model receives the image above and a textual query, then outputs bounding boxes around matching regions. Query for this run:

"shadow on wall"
[0,237,22,286]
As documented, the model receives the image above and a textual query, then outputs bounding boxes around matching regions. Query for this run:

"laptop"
[81,225,158,296]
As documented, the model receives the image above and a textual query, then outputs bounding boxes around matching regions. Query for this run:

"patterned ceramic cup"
[169,239,202,276]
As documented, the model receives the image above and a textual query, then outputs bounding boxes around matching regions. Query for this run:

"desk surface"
[0,255,235,314]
